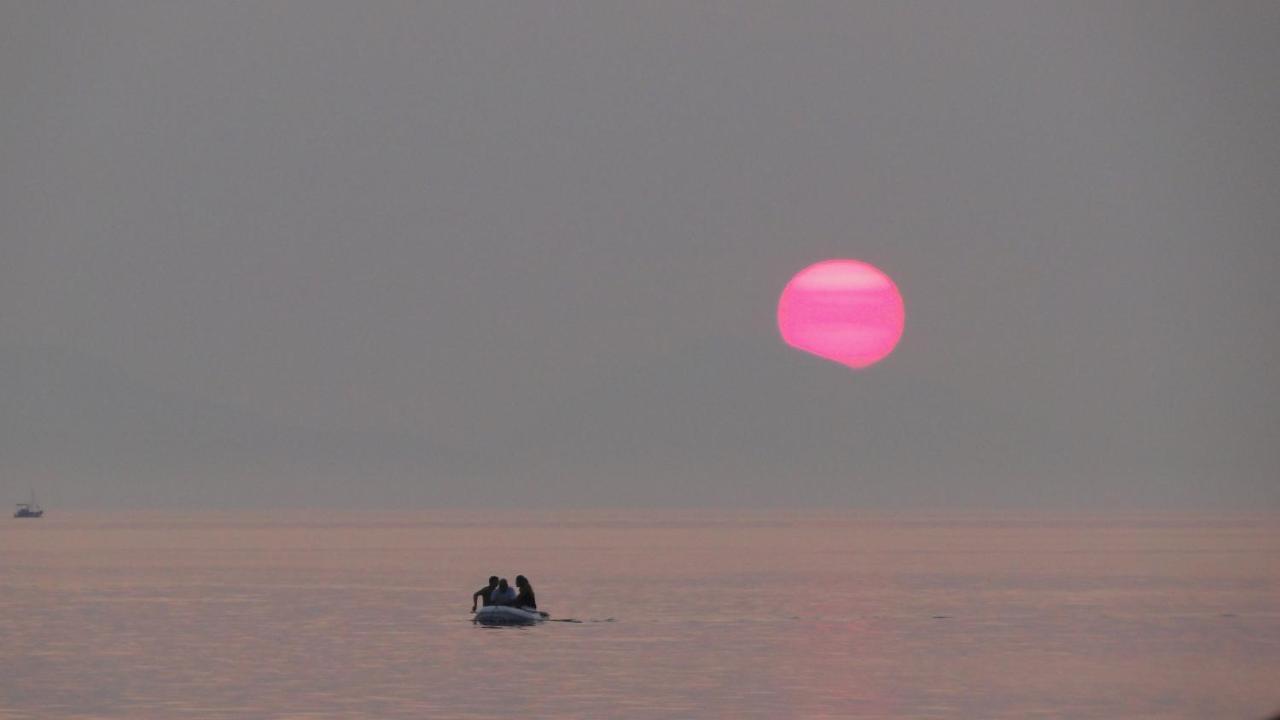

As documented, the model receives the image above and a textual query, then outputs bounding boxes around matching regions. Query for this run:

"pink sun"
[777,259,905,370]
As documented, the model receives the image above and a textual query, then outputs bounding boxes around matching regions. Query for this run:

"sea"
[2,510,1277,719]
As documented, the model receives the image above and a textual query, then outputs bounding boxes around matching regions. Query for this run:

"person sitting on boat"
[471,576,500,612]
[512,575,537,610]
[489,578,518,606]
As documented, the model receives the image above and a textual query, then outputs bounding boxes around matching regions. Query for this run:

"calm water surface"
[2,510,1277,719]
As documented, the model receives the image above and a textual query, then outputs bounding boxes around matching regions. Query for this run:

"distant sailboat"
[14,489,43,519]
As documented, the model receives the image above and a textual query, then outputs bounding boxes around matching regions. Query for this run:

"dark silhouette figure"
[471,576,499,612]
[513,575,537,610]
[490,578,518,606]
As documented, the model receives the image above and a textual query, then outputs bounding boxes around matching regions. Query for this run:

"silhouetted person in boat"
[471,576,499,612]
[490,577,518,606]
[513,575,537,610]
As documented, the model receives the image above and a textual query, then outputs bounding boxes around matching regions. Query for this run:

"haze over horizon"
[3,2,1277,509]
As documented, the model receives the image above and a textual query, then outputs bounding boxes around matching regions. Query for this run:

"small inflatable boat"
[474,606,547,626]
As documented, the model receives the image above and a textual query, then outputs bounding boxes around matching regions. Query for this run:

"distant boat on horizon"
[14,489,43,519]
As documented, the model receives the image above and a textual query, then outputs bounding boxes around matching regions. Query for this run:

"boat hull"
[474,606,545,626]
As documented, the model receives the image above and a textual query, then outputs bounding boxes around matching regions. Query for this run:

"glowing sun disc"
[777,259,905,369]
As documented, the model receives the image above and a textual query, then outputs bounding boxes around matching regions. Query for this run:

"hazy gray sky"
[3,2,1277,508]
